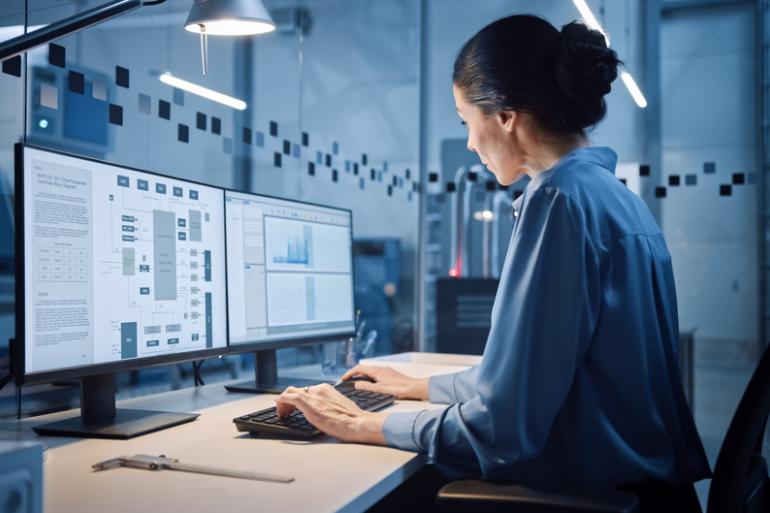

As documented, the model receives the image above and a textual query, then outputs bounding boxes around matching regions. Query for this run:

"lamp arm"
[0,0,151,62]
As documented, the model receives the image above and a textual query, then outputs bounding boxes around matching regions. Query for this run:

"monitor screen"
[225,191,355,345]
[21,146,227,375]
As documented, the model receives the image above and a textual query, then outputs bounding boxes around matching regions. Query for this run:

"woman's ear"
[496,110,516,133]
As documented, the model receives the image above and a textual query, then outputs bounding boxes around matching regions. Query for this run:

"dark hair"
[453,15,621,134]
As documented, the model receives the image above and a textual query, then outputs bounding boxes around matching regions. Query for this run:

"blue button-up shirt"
[383,147,711,488]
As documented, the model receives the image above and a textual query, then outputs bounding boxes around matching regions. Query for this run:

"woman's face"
[453,84,527,186]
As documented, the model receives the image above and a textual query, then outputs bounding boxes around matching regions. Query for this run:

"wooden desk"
[1,353,475,513]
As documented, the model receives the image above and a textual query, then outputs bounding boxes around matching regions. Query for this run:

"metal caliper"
[92,454,294,483]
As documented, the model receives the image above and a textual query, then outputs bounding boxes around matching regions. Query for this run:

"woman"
[277,14,711,511]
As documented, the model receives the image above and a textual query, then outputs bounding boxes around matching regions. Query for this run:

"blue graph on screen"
[274,235,308,264]
[272,224,314,266]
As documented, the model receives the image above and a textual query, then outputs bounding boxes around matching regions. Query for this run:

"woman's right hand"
[340,365,429,401]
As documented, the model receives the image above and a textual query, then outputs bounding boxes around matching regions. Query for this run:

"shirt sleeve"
[428,366,480,404]
[383,188,602,480]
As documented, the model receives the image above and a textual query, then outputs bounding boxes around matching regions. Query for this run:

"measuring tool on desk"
[93,454,294,483]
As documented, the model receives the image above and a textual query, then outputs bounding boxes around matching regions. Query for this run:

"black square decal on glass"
[196,112,207,130]
[668,175,680,186]
[362,153,368,166]
[447,182,457,193]
[732,172,745,185]
[685,174,697,186]
[108,103,123,125]
[405,168,411,180]
[302,132,309,146]
[387,186,393,196]
[308,162,315,176]
[2,56,21,77]
[211,116,221,135]
[333,142,339,155]
[720,184,732,196]
[413,182,419,193]
[178,124,189,143]
[353,163,359,175]
[115,65,129,88]
[392,176,398,186]
[325,154,332,167]
[384,161,389,172]
[704,162,716,174]
[332,169,338,182]
[639,164,650,177]
[370,169,376,180]
[655,186,666,198]
[158,99,170,120]
[269,121,278,136]
[428,172,439,183]
[49,43,65,68]
[68,71,84,94]
[283,139,291,155]
[274,152,282,168]
[243,127,252,144]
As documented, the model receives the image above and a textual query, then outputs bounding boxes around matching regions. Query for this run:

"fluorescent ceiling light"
[620,71,647,108]
[159,72,247,110]
[571,0,610,46]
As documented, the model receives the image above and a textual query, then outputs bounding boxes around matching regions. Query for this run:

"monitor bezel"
[14,143,233,385]
[220,187,357,357]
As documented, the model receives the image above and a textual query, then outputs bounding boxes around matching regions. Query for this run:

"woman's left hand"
[275,384,387,445]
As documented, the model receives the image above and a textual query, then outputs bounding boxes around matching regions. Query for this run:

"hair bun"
[556,21,620,104]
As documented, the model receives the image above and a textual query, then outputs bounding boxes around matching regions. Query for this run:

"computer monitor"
[224,190,355,393]
[14,144,228,438]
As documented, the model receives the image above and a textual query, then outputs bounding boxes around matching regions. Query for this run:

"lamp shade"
[185,0,275,36]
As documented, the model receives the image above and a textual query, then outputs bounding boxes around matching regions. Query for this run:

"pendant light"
[185,0,276,74]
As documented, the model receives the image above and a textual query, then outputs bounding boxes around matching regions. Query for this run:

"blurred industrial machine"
[429,139,521,355]
[353,238,400,356]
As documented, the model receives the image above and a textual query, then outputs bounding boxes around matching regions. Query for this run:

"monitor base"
[225,376,330,395]
[33,408,199,439]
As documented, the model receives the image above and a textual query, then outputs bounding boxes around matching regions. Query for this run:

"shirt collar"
[511,146,617,213]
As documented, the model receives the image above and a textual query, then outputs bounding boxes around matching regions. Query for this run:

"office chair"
[436,343,770,513]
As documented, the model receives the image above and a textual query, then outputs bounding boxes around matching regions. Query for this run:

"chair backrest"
[707,343,770,513]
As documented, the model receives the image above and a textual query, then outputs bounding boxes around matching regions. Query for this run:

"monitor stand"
[224,349,331,394]
[32,373,199,439]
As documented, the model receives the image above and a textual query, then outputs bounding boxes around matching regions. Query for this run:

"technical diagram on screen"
[21,146,227,375]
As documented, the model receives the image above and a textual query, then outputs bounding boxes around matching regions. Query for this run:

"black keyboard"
[233,382,395,438]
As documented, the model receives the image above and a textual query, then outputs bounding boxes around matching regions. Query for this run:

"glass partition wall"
[0,0,420,417]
